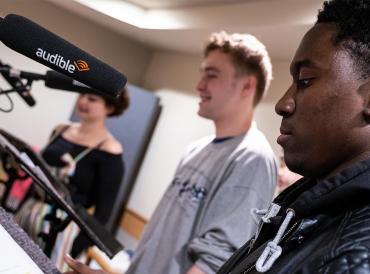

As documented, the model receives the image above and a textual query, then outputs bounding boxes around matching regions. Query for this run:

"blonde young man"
[65,31,277,274]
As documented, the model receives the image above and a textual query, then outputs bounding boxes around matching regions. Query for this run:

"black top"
[42,134,124,256]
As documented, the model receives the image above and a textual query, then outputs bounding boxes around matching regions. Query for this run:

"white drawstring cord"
[255,209,295,273]
[250,208,268,224]
[249,203,282,254]
[251,203,281,224]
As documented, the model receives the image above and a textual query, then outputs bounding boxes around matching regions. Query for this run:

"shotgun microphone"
[0,14,127,98]
[45,70,103,95]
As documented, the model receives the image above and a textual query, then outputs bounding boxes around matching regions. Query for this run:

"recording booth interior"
[0,12,162,272]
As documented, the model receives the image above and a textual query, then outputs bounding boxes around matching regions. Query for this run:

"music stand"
[0,129,123,259]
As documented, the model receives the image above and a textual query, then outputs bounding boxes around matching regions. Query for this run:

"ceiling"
[46,0,324,61]
[126,0,256,9]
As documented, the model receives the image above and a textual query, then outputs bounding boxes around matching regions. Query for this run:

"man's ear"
[241,75,257,98]
[359,80,370,122]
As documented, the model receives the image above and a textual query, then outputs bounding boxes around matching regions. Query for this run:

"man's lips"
[199,94,211,103]
[277,127,293,145]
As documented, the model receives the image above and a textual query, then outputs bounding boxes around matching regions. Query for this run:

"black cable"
[0,89,14,112]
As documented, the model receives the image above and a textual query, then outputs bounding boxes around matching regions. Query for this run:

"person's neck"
[214,114,253,138]
[78,120,107,137]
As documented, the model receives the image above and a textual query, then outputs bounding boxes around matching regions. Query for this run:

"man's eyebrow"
[200,66,220,74]
[290,59,317,76]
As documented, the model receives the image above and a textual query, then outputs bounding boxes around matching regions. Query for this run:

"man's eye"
[297,78,312,89]
[206,74,217,79]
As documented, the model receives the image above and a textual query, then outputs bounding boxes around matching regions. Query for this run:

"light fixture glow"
[74,0,187,29]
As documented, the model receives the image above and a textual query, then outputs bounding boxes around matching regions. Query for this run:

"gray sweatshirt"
[127,123,277,274]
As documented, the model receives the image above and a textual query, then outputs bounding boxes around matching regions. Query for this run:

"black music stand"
[0,129,123,259]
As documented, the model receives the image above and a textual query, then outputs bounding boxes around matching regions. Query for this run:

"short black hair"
[317,0,370,79]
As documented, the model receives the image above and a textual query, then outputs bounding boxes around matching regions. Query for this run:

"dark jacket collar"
[275,157,370,219]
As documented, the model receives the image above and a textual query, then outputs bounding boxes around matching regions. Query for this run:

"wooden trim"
[119,208,147,240]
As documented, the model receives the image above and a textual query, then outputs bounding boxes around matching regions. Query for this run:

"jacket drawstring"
[249,203,282,253]
[255,209,295,272]
[251,203,281,224]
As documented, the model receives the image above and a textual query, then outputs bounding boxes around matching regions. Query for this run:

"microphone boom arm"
[0,61,46,107]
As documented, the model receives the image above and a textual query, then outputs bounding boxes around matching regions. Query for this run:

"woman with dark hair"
[42,87,130,257]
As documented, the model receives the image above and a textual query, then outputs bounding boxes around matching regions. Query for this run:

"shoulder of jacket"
[319,204,370,273]
[336,205,370,252]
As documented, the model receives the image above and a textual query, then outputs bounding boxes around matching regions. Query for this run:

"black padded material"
[0,206,61,273]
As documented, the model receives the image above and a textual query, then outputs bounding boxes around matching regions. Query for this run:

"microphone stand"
[0,129,123,258]
[0,62,44,106]
[0,67,34,98]
[0,61,46,81]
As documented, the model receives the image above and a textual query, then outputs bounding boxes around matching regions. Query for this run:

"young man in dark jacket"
[218,0,370,273]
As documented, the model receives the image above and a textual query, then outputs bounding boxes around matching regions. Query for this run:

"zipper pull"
[255,209,295,272]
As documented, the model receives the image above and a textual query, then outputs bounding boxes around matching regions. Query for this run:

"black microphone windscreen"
[0,14,127,98]
[45,70,102,95]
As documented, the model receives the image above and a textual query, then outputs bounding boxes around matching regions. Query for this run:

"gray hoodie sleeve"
[187,154,277,273]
